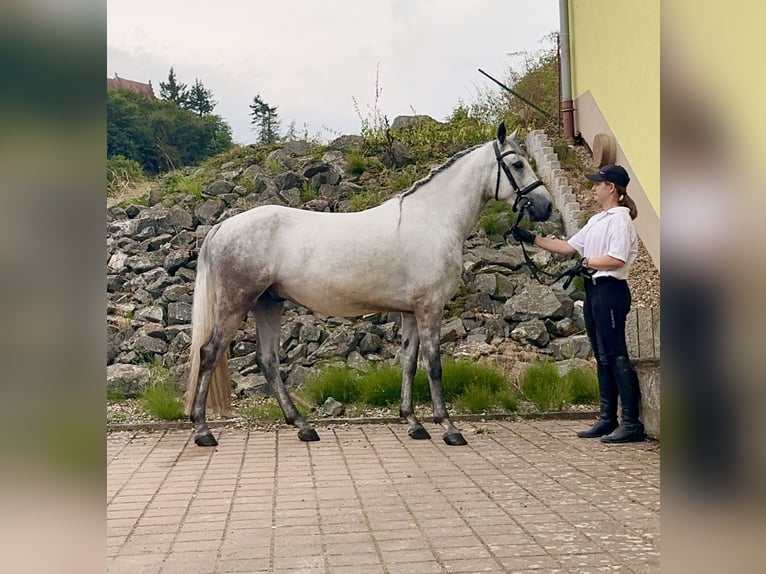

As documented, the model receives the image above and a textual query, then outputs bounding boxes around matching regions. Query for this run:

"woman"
[512,164,645,443]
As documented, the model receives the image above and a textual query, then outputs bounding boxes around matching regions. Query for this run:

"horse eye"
[512,160,524,169]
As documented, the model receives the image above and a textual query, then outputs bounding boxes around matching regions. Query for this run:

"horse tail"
[184,228,232,416]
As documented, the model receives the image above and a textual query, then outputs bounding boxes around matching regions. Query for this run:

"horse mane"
[396,143,485,201]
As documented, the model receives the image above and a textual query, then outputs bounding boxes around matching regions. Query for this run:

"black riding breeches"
[583,277,631,360]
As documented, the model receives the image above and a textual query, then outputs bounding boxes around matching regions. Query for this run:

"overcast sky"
[107,0,559,144]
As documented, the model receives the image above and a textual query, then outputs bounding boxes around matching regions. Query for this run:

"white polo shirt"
[567,206,637,280]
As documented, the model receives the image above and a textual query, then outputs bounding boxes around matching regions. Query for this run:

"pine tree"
[249,94,281,144]
[159,67,188,106]
[185,78,216,116]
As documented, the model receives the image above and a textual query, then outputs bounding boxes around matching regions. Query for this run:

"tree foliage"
[107,88,233,174]
[249,94,281,144]
[159,67,188,106]
[185,78,216,116]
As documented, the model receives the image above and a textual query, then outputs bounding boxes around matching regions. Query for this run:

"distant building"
[107,73,156,99]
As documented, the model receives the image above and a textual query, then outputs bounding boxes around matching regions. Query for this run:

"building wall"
[567,0,660,267]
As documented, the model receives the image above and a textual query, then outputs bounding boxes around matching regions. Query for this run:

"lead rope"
[511,209,587,290]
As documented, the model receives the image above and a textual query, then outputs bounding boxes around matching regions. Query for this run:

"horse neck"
[403,145,493,239]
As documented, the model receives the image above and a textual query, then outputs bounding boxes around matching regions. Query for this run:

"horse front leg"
[399,313,431,440]
[416,309,467,446]
[254,296,319,442]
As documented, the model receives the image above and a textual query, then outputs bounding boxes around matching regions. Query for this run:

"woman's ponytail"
[616,184,638,219]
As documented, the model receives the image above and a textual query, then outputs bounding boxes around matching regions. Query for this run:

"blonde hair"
[615,184,638,220]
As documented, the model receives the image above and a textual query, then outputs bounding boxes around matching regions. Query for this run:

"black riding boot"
[601,356,646,443]
[577,356,618,438]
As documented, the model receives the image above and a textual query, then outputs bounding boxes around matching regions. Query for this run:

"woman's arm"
[584,255,625,271]
[534,236,577,256]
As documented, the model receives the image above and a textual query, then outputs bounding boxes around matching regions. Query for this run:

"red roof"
[107,75,155,99]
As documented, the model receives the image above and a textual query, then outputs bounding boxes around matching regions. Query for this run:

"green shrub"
[162,170,205,198]
[139,366,185,420]
[520,360,567,412]
[107,155,145,195]
[345,149,368,175]
[564,366,598,404]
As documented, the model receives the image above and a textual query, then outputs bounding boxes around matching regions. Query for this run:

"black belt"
[585,276,626,286]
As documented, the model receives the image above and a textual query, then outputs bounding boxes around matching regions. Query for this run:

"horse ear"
[497,122,507,145]
[509,126,519,141]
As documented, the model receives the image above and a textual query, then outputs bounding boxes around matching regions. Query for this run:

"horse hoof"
[408,425,432,440]
[195,433,218,447]
[443,432,468,446]
[298,428,320,442]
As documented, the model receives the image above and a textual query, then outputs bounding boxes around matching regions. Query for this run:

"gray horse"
[185,122,553,447]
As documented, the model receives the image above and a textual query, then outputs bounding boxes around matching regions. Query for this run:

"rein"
[511,209,580,289]
[494,142,586,289]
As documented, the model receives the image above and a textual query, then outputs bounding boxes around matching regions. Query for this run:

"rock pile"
[107,131,593,398]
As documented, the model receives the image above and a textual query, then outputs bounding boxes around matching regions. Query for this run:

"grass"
[302,359,516,413]
[107,388,126,402]
[303,365,363,405]
[300,180,318,202]
[520,360,567,411]
[478,200,519,237]
[162,170,205,199]
[519,360,598,411]
[564,366,599,404]
[266,158,284,175]
[139,364,185,420]
[345,149,368,175]
[240,398,290,422]
[347,190,380,212]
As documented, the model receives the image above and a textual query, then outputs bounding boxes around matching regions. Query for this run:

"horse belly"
[272,274,411,317]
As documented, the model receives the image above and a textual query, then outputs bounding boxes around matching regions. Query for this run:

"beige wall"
[567,0,660,267]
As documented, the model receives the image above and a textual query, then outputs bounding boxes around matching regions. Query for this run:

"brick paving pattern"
[107,420,660,573]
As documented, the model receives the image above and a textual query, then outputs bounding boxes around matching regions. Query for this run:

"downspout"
[559,0,575,143]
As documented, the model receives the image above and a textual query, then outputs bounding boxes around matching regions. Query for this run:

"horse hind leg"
[254,295,319,442]
[191,312,243,446]
[399,313,430,440]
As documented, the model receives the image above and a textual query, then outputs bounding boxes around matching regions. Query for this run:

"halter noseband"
[493,140,544,211]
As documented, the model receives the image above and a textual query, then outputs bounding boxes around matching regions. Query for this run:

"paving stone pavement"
[107,420,660,573]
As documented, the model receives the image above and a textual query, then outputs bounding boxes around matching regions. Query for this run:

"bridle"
[493,140,587,289]
[493,140,544,209]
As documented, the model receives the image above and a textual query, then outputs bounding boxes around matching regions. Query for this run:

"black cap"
[585,165,630,187]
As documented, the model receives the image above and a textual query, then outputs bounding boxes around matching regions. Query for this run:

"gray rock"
[194,198,225,225]
[205,180,236,196]
[167,302,193,325]
[319,397,345,417]
[107,363,151,398]
[135,305,165,324]
[510,319,550,347]
[548,334,592,360]
[441,318,466,343]
[503,284,572,322]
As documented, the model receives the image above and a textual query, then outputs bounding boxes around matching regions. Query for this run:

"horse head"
[493,122,553,222]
